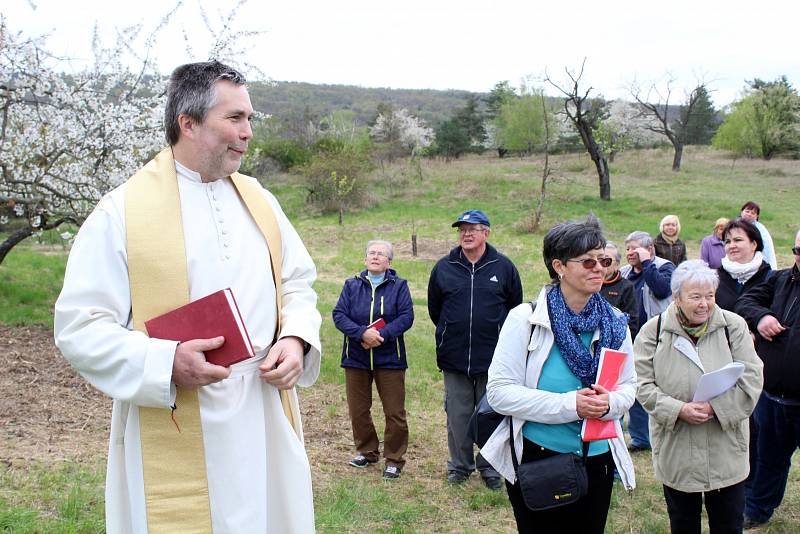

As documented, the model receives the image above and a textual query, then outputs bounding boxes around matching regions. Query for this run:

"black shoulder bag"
[467,302,536,448]
[511,423,589,511]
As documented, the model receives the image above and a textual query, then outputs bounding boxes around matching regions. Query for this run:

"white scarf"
[721,251,765,283]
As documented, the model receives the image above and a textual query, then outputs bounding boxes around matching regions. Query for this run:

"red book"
[581,348,628,442]
[367,317,386,330]
[144,288,255,368]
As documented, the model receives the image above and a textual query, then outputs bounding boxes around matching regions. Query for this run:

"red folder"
[581,348,628,442]
[367,317,386,330]
[144,288,255,368]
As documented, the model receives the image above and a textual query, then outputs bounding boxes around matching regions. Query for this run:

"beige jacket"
[634,303,763,492]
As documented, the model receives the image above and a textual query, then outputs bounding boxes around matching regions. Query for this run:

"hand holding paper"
[581,348,628,442]
[692,362,745,402]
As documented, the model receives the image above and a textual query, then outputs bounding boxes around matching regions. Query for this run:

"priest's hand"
[172,337,231,388]
[259,336,305,389]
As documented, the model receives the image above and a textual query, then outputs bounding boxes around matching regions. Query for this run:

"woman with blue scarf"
[482,216,637,533]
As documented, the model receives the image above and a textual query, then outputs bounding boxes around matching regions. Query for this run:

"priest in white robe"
[54,61,321,533]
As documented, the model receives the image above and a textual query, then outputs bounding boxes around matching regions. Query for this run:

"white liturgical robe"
[55,161,322,533]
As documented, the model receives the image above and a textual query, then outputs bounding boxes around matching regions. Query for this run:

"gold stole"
[125,148,302,533]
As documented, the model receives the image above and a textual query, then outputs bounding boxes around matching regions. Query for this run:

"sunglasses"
[566,257,613,269]
[792,247,800,255]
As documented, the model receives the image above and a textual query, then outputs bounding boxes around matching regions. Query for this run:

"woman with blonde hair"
[654,215,687,266]
[700,218,729,270]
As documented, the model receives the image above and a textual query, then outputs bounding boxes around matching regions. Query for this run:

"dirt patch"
[0,325,110,466]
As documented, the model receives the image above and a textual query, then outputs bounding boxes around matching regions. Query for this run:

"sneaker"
[482,476,503,491]
[349,455,377,468]
[743,516,766,530]
[447,471,468,484]
[627,443,650,453]
[383,465,401,479]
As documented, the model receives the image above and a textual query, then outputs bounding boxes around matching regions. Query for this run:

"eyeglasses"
[792,247,800,255]
[458,227,486,235]
[366,251,388,258]
[566,257,613,269]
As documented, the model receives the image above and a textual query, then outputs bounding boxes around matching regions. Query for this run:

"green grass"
[2,146,800,532]
[0,462,105,533]
[0,245,67,327]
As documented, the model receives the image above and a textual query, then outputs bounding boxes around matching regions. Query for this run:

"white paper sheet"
[692,362,745,402]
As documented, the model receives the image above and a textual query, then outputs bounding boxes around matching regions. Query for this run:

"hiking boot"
[349,455,377,468]
[482,476,503,491]
[383,465,401,479]
[743,516,766,530]
[447,471,468,484]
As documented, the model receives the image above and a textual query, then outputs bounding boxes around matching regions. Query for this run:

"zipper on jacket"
[783,296,798,326]
[449,257,499,375]
[467,264,475,375]
[369,283,377,369]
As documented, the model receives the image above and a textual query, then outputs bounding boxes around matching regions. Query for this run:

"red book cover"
[581,348,628,442]
[367,317,386,330]
[144,288,255,368]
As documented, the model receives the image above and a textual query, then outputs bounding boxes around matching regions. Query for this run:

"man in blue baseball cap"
[428,209,523,490]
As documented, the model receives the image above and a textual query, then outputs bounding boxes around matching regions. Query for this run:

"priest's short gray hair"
[671,260,719,297]
[165,61,246,146]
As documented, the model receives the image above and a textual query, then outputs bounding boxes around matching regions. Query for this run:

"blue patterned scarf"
[546,285,628,386]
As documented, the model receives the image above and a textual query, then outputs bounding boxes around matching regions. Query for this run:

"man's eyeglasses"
[366,251,388,258]
[792,246,800,255]
[566,257,613,269]
[458,227,486,235]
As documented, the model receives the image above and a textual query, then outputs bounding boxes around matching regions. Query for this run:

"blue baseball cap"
[452,209,490,228]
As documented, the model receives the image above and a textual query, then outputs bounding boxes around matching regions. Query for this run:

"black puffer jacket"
[427,244,523,376]
[735,265,800,399]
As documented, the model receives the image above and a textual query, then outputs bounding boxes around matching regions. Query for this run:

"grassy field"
[1,146,799,532]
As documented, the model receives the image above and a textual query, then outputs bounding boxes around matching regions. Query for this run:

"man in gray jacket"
[621,230,675,451]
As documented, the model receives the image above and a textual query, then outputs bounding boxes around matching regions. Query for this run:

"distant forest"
[248,81,485,126]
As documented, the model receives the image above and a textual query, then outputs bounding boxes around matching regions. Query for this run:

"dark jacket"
[654,234,687,266]
[332,269,414,370]
[427,243,523,376]
[735,266,800,399]
[600,275,640,339]
[716,261,772,313]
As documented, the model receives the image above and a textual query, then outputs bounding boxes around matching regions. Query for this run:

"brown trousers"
[344,367,408,468]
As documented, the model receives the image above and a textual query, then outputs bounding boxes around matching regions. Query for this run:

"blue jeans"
[627,400,651,449]
[744,394,800,523]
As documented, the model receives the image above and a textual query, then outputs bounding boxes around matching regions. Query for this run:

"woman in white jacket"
[483,216,636,533]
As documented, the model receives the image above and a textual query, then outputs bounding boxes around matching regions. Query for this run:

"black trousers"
[663,481,745,534]
[505,438,615,534]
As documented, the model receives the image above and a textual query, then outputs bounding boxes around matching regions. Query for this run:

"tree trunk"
[0,216,78,265]
[671,142,683,171]
[0,226,34,265]
[575,122,611,201]
[411,231,417,257]
[338,207,344,225]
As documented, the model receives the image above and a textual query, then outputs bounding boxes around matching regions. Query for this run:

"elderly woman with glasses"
[482,216,636,533]
[635,260,763,533]
[332,240,414,480]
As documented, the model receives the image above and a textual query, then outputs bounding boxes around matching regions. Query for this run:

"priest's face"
[188,81,254,181]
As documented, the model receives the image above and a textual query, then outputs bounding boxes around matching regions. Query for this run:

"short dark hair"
[723,218,764,252]
[542,215,606,282]
[164,61,246,145]
[740,200,761,220]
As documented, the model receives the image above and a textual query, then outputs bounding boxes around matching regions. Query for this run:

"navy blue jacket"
[332,269,414,370]
[427,244,523,376]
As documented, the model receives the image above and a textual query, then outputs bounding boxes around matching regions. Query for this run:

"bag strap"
[509,300,589,476]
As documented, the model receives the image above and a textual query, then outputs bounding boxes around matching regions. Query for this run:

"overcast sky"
[4,0,797,108]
